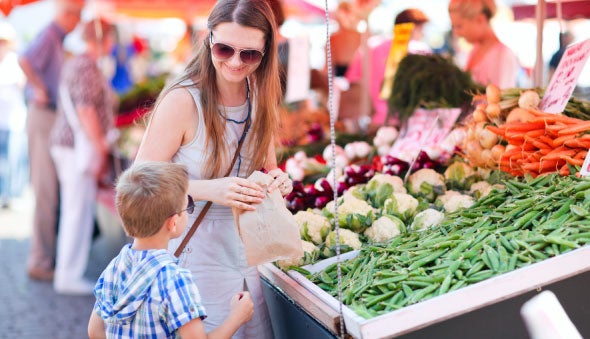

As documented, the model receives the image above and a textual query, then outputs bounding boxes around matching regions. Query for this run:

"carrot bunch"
[487,110,590,177]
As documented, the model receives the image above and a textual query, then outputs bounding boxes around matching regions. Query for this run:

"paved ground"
[0,188,125,339]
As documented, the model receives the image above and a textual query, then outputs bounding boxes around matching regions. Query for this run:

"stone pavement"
[0,188,126,339]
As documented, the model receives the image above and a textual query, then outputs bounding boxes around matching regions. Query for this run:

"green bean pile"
[306,173,590,319]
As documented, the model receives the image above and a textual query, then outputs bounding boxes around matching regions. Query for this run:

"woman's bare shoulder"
[157,86,196,115]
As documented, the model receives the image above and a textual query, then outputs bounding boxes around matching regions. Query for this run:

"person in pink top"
[345,8,431,128]
[448,0,519,89]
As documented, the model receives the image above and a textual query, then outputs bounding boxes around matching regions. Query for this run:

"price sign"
[579,151,590,177]
[389,108,461,161]
[541,38,590,114]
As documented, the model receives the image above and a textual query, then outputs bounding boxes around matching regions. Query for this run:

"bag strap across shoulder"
[174,117,251,257]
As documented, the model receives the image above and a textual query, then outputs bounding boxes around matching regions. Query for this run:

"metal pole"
[534,0,546,87]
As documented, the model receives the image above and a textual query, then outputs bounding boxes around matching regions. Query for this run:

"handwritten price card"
[389,108,461,160]
[541,38,590,114]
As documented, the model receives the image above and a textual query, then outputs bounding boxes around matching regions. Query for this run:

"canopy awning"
[1,0,326,20]
[0,0,41,16]
[512,0,590,20]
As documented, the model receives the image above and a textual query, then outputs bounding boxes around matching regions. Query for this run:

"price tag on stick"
[541,38,590,114]
[579,150,590,177]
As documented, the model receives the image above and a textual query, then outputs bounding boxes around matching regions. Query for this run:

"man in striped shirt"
[88,162,253,338]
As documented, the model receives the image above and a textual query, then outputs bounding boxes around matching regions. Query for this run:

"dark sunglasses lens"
[240,50,263,64]
[187,195,195,214]
[212,43,235,60]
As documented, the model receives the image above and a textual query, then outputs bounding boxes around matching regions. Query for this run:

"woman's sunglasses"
[172,195,195,217]
[210,32,265,65]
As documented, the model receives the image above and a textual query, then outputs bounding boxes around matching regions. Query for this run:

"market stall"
[263,19,590,332]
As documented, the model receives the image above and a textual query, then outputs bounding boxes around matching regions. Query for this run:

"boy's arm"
[88,311,107,339]
[178,292,253,339]
[177,316,244,339]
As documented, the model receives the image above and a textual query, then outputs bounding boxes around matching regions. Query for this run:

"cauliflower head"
[366,173,407,194]
[444,162,476,190]
[383,193,419,221]
[276,240,320,270]
[411,208,445,231]
[469,181,493,199]
[408,168,445,202]
[294,210,331,245]
[336,195,375,233]
[435,191,475,213]
[364,215,405,243]
[324,229,362,255]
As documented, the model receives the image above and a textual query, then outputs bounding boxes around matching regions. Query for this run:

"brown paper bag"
[233,171,303,266]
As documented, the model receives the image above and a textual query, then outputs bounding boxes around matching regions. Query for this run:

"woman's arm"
[135,88,264,210]
[135,87,196,163]
[265,138,293,196]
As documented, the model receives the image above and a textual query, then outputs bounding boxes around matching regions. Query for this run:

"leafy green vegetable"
[388,54,483,125]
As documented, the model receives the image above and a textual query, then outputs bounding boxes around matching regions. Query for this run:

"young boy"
[88,161,253,338]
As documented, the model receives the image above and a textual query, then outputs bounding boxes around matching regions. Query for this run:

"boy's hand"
[229,292,254,324]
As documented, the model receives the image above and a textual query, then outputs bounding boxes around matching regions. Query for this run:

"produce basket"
[281,245,590,338]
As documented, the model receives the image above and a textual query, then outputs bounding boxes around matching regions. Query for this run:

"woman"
[135,0,291,337]
[448,0,519,88]
[50,19,116,294]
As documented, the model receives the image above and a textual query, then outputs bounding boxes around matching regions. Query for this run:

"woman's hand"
[267,168,292,197]
[205,177,265,211]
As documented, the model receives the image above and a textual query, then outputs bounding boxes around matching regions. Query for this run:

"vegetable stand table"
[259,245,590,338]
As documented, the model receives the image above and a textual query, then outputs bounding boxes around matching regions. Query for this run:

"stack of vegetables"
[303,172,590,318]
[276,162,501,269]
[488,111,590,177]
[460,84,590,177]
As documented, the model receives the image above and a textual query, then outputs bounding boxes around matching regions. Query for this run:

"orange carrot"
[574,151,588,159]
[486,125,506,137]
[563,139,590,149]
[559,164,571,176]
[504,121,547,132]
[552,134,577,147]
[561,156,584,166]
[557,121,590,136]
[541,147,576,161]
[526,138,552,150]
[538,135,554,146]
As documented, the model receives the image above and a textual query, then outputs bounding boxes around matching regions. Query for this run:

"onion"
[473,108,488,123]
[491,144,505,161]
[464,140,484,166]
[480,149,495,167]
[485,103,502,121]
[486,84,501,104]
[518,90,541,110]
[506,107,535,123]
[479,128,499,149]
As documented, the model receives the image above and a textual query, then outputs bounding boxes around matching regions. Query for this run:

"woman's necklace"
[220,79,252,177]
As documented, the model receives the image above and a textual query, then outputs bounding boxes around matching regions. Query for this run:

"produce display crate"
[260,245,590,338]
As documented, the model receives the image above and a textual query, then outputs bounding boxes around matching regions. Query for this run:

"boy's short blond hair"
[116,161,189,238]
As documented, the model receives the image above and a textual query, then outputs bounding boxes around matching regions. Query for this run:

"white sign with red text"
[541,38,590,114]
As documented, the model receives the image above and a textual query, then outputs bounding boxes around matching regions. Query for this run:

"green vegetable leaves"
[388,54,483,126]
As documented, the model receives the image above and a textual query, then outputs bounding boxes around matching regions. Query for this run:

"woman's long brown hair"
[151,0,281,179]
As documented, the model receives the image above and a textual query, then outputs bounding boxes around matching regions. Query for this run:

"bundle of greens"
[387,54,483,125]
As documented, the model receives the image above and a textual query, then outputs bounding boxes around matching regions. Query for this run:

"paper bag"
[233,171,303,266]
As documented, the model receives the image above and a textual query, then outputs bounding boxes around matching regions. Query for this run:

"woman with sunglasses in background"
[135,0,291,337]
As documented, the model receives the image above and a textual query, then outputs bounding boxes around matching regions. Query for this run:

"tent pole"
[534,0,546,87]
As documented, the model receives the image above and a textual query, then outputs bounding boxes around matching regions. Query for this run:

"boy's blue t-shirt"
[93,243,206,338]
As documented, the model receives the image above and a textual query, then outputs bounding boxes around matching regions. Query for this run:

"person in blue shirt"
[18,0,84,282]
[88,161,253,338]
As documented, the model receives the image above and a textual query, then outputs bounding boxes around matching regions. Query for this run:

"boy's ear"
[165,214,178,233]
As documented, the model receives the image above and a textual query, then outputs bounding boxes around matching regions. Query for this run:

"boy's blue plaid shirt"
[93,244,206,338]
